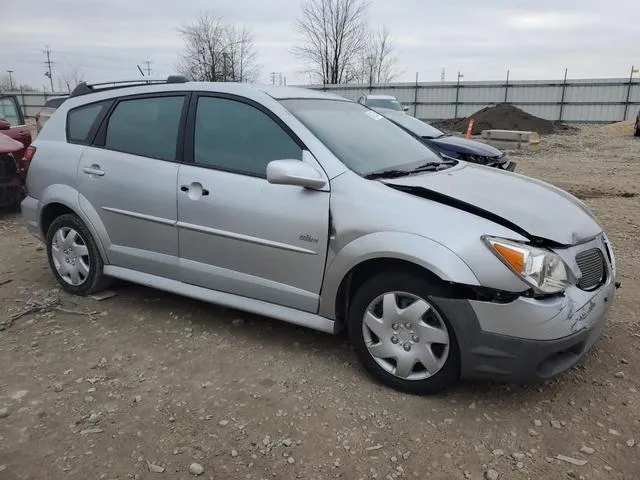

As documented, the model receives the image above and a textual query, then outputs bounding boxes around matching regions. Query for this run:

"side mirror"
[403,106,410,112]
[267,159,327,189]
[0,119,10,130]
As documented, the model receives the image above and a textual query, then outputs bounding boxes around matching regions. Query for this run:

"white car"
[357,94,409,113]
[36,96,68,133]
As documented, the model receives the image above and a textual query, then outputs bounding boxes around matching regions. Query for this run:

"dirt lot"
[1,124,639,480]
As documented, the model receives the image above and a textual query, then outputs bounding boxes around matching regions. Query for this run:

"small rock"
[282,438,293,447]
[492,449,504,457]
[218,419,229,427]
[579,446,595,455]
[626,439,636,447]
[231,318,245,326]
[512,453,525,460]
[87,413,101,424]
[464,471,472,479]
[189,463,204,476]
[169,417,175,423]
[528,428,539,437]
[390,456,398,462]
[608,429,620,436]
[52,383,64,392]
[287,457,295,464]
[550,420,562,429]
[262,435,271,446]
[533,419,542,427]
[0,407,9,419]
[0,465,5,472]
[484,469,499,480]
[231,449,238,457]
[604,466,612,472]
[620,358,629,364]
[402,451,411,460]
[614,371,625,379]
[516,462,524,469]
[80,428,103,435]
[147,462,165,473]
[556,455,587,466]
[132,395,142,403]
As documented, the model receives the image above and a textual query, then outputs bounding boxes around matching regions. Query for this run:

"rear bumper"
[433,277,615,383]
[21,195,42,240]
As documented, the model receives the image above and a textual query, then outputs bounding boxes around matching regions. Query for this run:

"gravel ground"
[0,124,639,480]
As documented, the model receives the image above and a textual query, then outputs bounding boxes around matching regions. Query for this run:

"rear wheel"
[348,271,460,395]
[46,213,111,295]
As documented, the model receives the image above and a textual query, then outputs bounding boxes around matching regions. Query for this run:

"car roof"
[68,79,347,103]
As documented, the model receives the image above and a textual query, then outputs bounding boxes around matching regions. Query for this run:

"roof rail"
[69,75,189,98]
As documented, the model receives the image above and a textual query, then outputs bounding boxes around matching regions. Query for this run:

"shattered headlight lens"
[483,237,568,295]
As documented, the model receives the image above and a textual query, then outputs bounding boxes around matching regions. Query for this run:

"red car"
[0,95,32,211]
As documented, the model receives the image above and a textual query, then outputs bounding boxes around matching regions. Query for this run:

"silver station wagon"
[22,77,616,394]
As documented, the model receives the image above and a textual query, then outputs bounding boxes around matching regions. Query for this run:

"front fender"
[318,231,480,318]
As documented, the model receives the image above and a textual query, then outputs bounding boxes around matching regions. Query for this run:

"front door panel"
[177,164,329,312]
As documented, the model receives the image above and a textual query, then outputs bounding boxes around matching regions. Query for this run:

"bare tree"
[58,64,85,93]
[177,12,259,82]
[294,0,369,84]
[356,27,397,85]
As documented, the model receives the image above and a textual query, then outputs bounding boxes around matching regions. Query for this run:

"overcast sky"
[1,0,639,92]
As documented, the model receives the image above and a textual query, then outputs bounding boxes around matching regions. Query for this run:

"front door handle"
[82,165,105,177]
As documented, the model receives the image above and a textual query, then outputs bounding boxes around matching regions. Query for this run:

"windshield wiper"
[365,160,457,179]
[364,169,412,179]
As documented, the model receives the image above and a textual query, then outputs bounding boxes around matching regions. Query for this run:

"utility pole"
[6,70,14,90]
[454,71,464,118]
[43,46,54,92]
[270,72,277,85]
[623,65,638,121]
[440,68,446,82]
[144,61,152,77]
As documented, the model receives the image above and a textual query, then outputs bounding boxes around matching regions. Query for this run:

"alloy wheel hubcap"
[362,292,450,381]
[51,227,90,286]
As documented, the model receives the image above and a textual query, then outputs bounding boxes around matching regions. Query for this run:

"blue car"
[377,108,517,171]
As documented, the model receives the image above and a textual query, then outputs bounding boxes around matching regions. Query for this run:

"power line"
[43,45,54,92]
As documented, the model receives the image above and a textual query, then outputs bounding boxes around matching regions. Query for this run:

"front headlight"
[483,237,568,295]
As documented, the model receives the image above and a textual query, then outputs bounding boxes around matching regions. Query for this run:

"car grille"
[575,248,606,290]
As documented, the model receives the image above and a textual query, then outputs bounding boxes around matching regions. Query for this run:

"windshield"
[365,98,403,111]
[383,112,444,138]
[281,99,442,176]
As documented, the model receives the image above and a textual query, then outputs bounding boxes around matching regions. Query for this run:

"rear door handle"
[82,165,105,177]
[180,183,209,196]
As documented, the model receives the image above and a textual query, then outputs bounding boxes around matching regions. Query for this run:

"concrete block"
[481,129,541,144]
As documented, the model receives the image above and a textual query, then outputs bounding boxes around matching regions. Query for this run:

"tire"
[46,213,111,295]
[348,271,460,395]
[634,119,640,137]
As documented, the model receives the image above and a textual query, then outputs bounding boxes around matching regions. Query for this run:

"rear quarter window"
[67,102,109,144]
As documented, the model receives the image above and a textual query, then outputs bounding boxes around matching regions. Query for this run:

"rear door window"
[67,102,109,144]
[105,96,185,161]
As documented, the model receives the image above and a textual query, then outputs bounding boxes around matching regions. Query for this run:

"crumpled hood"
[430,135,503,158]
[383,163,602,245]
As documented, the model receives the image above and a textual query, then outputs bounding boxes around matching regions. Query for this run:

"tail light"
[18,145,36,179]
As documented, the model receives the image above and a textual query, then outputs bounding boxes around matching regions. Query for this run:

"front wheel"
[348,271,460,395]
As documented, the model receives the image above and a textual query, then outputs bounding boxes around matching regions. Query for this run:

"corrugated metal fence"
[3,76,640,123]
[307,77,640,123]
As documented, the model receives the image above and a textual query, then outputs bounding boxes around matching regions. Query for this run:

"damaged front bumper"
[433,272,616,383]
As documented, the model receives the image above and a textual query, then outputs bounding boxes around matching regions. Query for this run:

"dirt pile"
[433,103,572,135]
